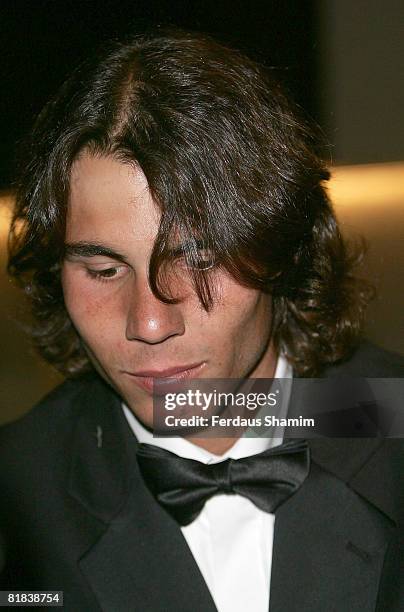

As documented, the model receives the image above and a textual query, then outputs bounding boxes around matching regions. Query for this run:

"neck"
[185,435,241,456]
[185,343,278,455]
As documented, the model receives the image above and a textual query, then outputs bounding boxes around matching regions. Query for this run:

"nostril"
[126,313,185,344]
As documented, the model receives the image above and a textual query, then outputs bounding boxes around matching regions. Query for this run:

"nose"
[125,277,185,344]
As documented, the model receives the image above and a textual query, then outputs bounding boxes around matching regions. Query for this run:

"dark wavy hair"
[7,28,373,377]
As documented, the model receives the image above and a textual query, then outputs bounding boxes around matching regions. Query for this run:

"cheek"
[62,269,95,319]
[195,278,272,352]
[216,279,272,332]
[61,268,123,343]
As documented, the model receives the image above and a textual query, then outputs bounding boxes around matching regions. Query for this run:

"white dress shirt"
[123,355,293,612]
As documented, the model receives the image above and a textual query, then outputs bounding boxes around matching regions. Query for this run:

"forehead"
[67,153,160,242]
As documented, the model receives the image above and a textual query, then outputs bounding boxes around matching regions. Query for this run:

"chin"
[126,398,154,429]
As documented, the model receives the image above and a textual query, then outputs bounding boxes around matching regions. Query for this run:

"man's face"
[62,153,276,427]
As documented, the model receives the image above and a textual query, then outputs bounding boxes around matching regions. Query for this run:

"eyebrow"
[63,239,209,262]
[64,242,129,264]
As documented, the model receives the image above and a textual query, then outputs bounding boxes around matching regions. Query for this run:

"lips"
[123,362,206,394]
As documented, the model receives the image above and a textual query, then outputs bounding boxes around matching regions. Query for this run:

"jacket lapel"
[269,374,398,612]
[269,453,396,612]
[68,376,217,612]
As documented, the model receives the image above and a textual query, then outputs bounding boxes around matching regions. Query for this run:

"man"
[1,29,403,611]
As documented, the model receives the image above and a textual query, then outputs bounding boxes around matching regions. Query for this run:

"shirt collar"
[122,352,293,464]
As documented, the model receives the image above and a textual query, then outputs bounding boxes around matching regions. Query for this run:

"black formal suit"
[0,340,403,611]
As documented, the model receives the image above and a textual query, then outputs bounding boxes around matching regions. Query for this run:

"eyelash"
[83,251,216,284]
[174,250,216,271]
[85,266,126,283]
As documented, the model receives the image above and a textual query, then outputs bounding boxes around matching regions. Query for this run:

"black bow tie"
[136,439,310,526]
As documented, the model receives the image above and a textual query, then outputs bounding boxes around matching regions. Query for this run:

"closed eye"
[85,265,128,282]
[170,243,216,271]
[189,250,216,270]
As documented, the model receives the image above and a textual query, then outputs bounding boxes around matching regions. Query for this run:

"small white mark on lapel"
[95,425,103,448]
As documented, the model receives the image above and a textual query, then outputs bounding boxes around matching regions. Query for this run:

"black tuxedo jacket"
[0,340,403,611]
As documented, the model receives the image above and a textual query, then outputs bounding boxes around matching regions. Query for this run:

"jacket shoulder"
[323,340,404,377]
[0,373,98,465]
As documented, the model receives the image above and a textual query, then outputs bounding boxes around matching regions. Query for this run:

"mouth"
[123,362,206,394]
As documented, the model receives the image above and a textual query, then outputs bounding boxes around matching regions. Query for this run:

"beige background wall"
[318,0,404,164]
